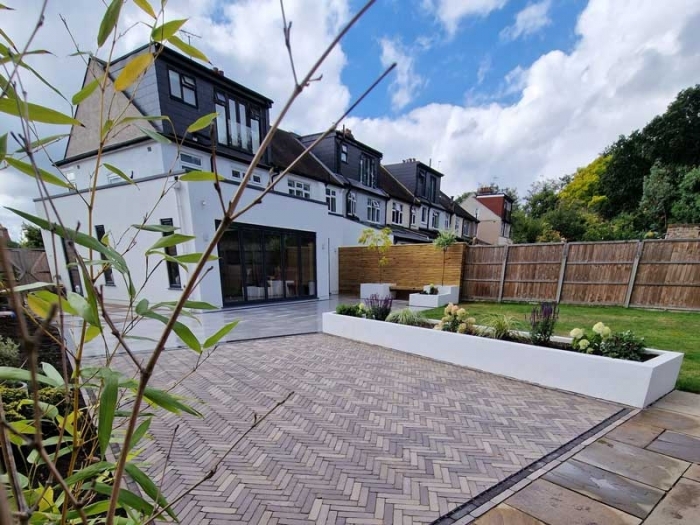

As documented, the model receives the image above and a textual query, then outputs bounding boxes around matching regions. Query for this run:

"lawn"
[422,302,700,394]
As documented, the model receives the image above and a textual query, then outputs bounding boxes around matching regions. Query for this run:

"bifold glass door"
[217,223,316,305]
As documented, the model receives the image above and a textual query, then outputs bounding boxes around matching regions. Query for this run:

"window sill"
[168,286,183,291]
[104,283,116,287]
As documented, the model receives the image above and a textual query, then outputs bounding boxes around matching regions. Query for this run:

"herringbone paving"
[111,334,619,524]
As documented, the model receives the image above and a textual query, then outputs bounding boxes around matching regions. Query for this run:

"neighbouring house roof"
[439,192,477,221]
[270,129,344,186]
[343,177,389,198]
[389,225,432,243]
[378,166,418,203]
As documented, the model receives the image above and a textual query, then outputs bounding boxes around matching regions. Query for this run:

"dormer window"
[359,154,376,187]
[340,144,348,163]
[428,176,437,202]
[168,70,197,106]
[215,91,262,153]
[418,171,426,197]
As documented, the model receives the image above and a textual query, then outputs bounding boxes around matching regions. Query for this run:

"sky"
[2,0,700,241]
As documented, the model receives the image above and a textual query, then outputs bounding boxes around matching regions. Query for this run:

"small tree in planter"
[433,230,458,286]
[358,228,393,297]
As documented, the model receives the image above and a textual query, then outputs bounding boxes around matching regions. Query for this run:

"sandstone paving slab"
[647,430,700,463]
[605,418,663,448]
[653,391,700,418]
[573,438,688,490]
[643,478,700,525]
[630,408,700,438]
[474,503,545,524]
[542,458,663,518]
[506,479,640,525]
[684,464,700,482]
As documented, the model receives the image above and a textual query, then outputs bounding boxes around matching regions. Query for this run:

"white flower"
[602,326,612,339]
[570,328,584,339]
[467,317,476,325]
[578,339,590,350]
[592,322,606,335]
[458,323,467,334]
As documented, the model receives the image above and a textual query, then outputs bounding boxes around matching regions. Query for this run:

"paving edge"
[431,405,635,524]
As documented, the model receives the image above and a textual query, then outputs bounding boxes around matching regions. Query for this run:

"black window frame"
[340,143,348,163]
[94,225,115,286]
[160,218,182,289]
[168,69,197,107]
[418,171,426,197]
[215,91,263,154]
[359,154,377,187]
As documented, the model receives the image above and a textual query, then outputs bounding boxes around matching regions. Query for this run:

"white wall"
[387,199,410,228]
[461,196,506,245]
[36,175,195,305]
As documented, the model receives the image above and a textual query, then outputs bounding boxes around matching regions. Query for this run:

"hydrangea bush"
[434,303,476,334]
[570,322,646,361]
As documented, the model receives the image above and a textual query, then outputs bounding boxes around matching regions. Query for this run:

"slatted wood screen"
[338,244,465,295]
[7,249,51,286]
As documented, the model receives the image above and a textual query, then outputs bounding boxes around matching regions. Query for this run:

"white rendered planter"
[322,313,683,408]
[360,283,394,299]
[409,285,460,308]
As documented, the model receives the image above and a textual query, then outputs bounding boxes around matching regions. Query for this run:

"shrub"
[420,284,438,295]
[0,384,69,422]
[570,322,645,361]
[529,302,559,345]
[364,294,393,321]
[336,304,363,317]
[434,303,476,334]
[0,335,21,368]
[482,314,518,340]
[386,308,428,326]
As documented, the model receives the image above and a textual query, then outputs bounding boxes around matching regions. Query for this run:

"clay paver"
[574,438,689,490]
[653,391,700,418]
[685,464,700,482]
[631,408,700,438]
[647,431,700,463]
[543,458,664,518]
[605,418,663,448]
[474,503,545,524]
[506,479,640,525]
[643,478,700,525]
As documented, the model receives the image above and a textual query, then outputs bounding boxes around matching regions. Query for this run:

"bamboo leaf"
[98,371,118,457]
[0,367,62,387]
[104,163,134,184]
[64,461,113,485]
[97,0,123,47]
[151,19,187,42]
[33,290,78,316]
[41,363,64,386]
[0,97,80,125]
[85,325,102,343]
[169,252,218,263]
[1,281,52,293]
[124,462,176,519]
[179,170,225,182]
[0,132,6,162]
[186,112,218,133]
[204,320,239,348]
[139,308,202,352]
[138,126,170,144]
[71,77,100,105]
[154,300,218,310]
[5,157,72,189]
[27,292,52,318]
[128,417,151,451]
[67,291,100,326]
[66,500,111,519]
[148,233,194,251]
[92,482,154,515]
[142,386,201,416]
[135,298,149,315]
[167,34,209,62]
[131,223,179,233]
[114,53,154,91]
[14,133,69,153]
[133,0,156,18]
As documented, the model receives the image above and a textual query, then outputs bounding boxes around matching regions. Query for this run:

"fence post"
[625,240,644,307]
[555,243,569,303]
[497,244,510,303]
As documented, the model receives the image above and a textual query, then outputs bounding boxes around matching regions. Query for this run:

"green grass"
[423,302,700,393]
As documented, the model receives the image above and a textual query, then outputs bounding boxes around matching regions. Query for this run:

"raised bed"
[360,283,395,299]
[408,285,459,308]
[322,312,683,408]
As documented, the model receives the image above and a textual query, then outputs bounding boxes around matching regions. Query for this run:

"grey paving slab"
[685,464,700,482]
[647,430,700,463]
[630,408,700,438]
[653,391,700,418]
[605,418,663,448]
[643,478,700,525]
[474,503,545,524]
[573,438,689,490]
[506,479,640,525]
[542,458,664,518]
[103,334,620,524]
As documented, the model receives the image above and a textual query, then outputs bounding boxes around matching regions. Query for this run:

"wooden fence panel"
[461,245,505,301]
[501,244,563,302]
[338,243,465,295]
[8,249,51,286]
[631,240,700,309]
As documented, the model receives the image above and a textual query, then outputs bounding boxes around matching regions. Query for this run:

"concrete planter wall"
[409,285,460,308]
[322,313,683,408]
[360,283,394,299]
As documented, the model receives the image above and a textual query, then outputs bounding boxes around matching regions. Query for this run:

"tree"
[433,230,457,285]
[358,227,392,283]
[639,163,680,231]
[510,208,545,244]
[542,205,588,242]
[671,167,700,224]
[19,222,44,248]
[559,155,609,211]
[525,180,560,219]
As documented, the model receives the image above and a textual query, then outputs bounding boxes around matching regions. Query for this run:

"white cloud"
[379,37,425,111]
[477,55,492,84]
[500,0,552,41]
[348,0,700,201]
[423,0,508,37]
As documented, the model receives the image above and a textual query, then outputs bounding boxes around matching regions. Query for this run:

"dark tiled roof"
[389,226,432,243]
[440,192,477,221]
[379,166,416,203]
[270,129,341,185]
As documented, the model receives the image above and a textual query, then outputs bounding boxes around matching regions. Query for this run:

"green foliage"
[335,303,363,317]
[671,167,700,223]
[529,302,559,345]
[385,308,428,327]
[559,155,609,211]
[0,335,21,368]
[570,322,645,361]
[639,163,682,231]
[364,294,393,321]
[434,303,476,334]
[433,230,458,285]
[481,314,518,340]
[0,384,67,423]
[358,227,392,281]
[525,180,561,219]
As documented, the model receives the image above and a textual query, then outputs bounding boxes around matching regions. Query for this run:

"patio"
[108,333,621,524]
